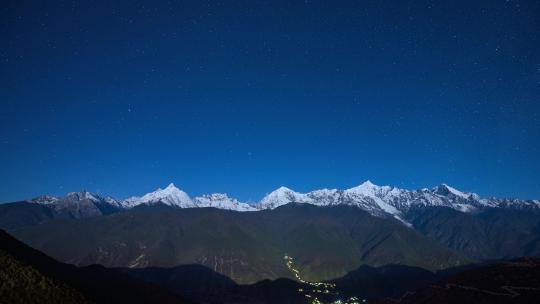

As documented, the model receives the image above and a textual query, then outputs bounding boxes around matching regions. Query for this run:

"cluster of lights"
[283,255,367,304]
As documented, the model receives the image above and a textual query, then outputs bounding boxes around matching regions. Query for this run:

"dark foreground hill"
[8,203,468,283]
[0,250,90,304]
[122,263,444,304]
[0,229,189,304]
[379,258,540,304]
[121,259,540,304]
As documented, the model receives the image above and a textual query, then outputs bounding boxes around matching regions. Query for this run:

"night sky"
[1,0,539,202]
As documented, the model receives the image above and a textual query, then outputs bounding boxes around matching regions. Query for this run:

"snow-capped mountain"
[256,181,540,225]
[257,187,344,208]
[342,181,407,223]
[64,191,122,207]
[258,186,311,209]
[27,181,540,224]
[31,195,60,205]
[121,183,257,211]
[122,183,195,208]
[29,190,122,219]
[194,193,257,211]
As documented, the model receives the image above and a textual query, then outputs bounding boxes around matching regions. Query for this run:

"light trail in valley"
[284,254,367,304]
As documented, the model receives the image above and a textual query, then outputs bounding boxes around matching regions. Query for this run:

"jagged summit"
[275,186,294,192]
[164,183,177,190]
[359,180,376,187]
[122,183,194,208]
[258,186,308,209]
[194,193,257,211]
[432,183,471,199]
[345,180,381,195]
[31,195,60,204]
[66,190,101,202]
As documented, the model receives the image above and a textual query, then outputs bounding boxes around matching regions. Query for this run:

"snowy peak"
[273,186,296,195]
[122,183,194,208]
[28,190,123,219]
[258,186,310,209]
[66,190,101,202]
[344,180,381,196]
[30,195,60,205]
[165,183,178,190]
[122,184,258,211]
[31,191,114,205]
[307,188,341,206]
[342,181,408,224]
[432,184,471,199]
[194,193,257,211]
[359,180,377,188]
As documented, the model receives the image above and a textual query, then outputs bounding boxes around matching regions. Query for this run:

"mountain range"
[21,181,540,226]
[1,181,539,286]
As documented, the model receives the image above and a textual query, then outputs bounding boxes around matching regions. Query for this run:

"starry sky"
[1,0,539,202]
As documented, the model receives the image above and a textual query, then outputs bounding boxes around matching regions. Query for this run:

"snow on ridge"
[194,193,257,211]
[432,183,472,199]
[66,191,101,202]
[258,186,312,209]
[30,195,60,204]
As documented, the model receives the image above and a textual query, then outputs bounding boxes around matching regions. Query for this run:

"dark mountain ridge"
[406,206,540,260]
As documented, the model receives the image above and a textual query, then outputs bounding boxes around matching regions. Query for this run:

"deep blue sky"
[1,0,539,202]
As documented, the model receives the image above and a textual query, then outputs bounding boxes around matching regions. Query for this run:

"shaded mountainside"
[0,201,56,231]
[1,227,451,304]
[4,202,540,263]
[0,229,189,304]
[3,227,538,304]
[9,203,468,284]
[380,258,540,304]
[406,207,540,260]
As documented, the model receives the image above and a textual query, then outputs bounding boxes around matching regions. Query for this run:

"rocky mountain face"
[29,191,122,218]
[0,191,123,230]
